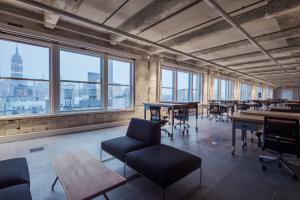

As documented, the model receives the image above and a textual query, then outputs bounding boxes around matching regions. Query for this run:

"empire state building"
[11,47,23,78]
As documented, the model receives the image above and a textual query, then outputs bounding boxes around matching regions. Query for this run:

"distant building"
[11,47,23,78]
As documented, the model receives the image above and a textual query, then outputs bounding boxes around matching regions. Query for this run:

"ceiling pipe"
[17,0,277,86]
[203,0,297,86]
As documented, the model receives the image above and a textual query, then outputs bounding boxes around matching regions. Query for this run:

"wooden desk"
[144,102,198,137]
[230,112,300,156]
[230,114,264,155]
[51,149,126,200]
[243,111,300,119]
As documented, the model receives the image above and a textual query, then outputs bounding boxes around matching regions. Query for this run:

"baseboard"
[0,120,130,144]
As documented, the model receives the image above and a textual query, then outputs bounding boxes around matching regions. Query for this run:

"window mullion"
[51,44,59,114]
[103,55,108,111]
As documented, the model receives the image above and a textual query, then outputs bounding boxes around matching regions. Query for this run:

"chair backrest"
[149,106,161,122]
[263,116,299,158]
[209,103,220,113]
[291,106,300,113]
[126,118,161,145]
[174,105,189,120]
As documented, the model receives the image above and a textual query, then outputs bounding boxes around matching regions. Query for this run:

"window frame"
[191,73,203,102]
[160,66,203,102]
[0,37,52,116]
[160,67,176,102]
[240,82,252,101]
[176,70,190,102]
[58,47,104,112]
[107,56,135,111]
[213,77,235,100]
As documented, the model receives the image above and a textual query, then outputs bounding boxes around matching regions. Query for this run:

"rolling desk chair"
[149,106,170,136]
[208,103,224,121]
[291,105,300,113]
[237,102,250,112]
[173,105,189,134]
[259,116,299,180]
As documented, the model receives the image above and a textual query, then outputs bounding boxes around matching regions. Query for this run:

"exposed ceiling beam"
[158,0,300,48]
[211,45,300,63]
[227,56,300,69]
[229,62,300,70]
[102,0,130,25]
[17,0,278,87]
[237,64,299,73]
[192,25,300,56]
[110,0,202,44]
[42,0,83,29]
[204,0,297,83]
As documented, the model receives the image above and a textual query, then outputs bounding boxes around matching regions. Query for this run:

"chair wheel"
[262,165,267,171]
[278,163,282,168]
[292,174,298,180]
[259,157,263,162]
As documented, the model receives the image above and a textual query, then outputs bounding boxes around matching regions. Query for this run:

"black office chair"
[173,105,189,134]
[237,102,249,112]
[208,103,223,121]
[259,116,299,180]
[149,106,170,136]
[291,105,300,113]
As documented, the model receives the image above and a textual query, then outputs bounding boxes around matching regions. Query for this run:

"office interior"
[0,0,299,200]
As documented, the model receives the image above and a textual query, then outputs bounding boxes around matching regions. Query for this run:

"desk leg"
[144,105,146,120]
[171,106,174,138]
[196,106,198,131]
[227,109,229,122]
[232,120,236,156]
[103,193,110,200]
[51,176,58,190]
[241,129,247,150]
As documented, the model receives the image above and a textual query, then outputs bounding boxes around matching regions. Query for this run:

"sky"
[0,39,132,84]
[0,39,49,79]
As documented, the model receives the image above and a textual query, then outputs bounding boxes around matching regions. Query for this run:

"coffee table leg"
[103,193,110,200]
[51,176,58,190]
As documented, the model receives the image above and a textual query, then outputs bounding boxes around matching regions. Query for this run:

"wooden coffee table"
[51,149,126,200]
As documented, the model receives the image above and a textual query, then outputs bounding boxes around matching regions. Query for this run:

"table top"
[52,149,126,200]
[235,111,300,120]
[269,107,291,111]
[229,114,264,123]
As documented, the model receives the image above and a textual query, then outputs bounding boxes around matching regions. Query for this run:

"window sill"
[0,109,135,121]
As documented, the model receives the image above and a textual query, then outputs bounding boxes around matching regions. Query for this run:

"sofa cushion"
[0,183,32,200]
[126,144,201,188]
[0,158,30,189]
[101,136,148,162]
[126,118,161,145]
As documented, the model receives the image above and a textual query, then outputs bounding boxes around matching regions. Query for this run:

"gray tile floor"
[0,117,299,200]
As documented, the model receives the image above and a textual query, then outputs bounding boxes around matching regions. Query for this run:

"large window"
[255,86,263,99]
[177,71,189,101]
[160,67,203,102]
[192,74,203,102]
[0,39,50,115]
[108,59,133,110]
[265,87,273,99]
[213,78,234,100]
[161,69,174,101]
[280,88,292,99]
[240,83,252,101]
[59,50,102,111]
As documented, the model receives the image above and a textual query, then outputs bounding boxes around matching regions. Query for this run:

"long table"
[144,102,199,137]
[230,111,300,156]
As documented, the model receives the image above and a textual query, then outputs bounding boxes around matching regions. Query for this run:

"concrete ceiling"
[1,0,300,87]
